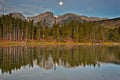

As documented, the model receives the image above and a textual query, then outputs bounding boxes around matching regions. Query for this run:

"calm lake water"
[0,45,120,80]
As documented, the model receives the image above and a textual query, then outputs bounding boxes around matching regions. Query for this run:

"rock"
[55,13,108,24]
[27,12,54,27]
[27,12,108,27]
[10,12,25,20]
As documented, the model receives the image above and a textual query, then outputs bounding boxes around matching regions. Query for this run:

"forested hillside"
[0,14,120,43]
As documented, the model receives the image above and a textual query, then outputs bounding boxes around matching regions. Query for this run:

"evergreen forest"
[0,14,120,43]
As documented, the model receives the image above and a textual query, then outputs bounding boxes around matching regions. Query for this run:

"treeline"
[0,14,120,42]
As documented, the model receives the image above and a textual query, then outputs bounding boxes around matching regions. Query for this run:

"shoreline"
[0,41,120,46]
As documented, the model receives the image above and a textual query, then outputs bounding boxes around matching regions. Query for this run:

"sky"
[0,0,120,18]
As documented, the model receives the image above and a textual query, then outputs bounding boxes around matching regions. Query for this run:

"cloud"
[18,4,51,16]
[0,6,4,13]
[80,10,86,13]
[0,0,5,12]
[79,6,93,14]
[0,0,5,3]
[87,6,94,11]
[0,0,51,16]
[0,0,12,13]
[20,4,51,11]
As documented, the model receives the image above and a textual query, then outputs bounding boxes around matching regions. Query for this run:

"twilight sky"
[0,0,120,18]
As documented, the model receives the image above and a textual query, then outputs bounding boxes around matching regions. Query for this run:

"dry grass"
[0,41,120,46]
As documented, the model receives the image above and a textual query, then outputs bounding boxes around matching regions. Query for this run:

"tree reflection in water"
[0,46,120,74]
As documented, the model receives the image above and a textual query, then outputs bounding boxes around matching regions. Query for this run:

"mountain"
[27,12,54,27]
[27,12,108,26]
[55,13,108,24]
[10,12,25,20]
[1,12,109,27]
[55,13,86,24]
[98,17,120,29]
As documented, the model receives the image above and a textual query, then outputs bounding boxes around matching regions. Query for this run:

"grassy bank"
[0,41,120,46]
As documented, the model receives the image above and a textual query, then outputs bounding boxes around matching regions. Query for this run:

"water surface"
[0,46,120,80]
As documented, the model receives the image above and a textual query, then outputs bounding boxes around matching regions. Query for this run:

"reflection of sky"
[0,70,2,75]
[0,0,120,18]
[1,63,120,80]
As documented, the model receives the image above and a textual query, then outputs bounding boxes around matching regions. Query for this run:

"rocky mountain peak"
[55,13,109,24]
[26,12,109,26]
[10,12,25,20]
[27,12,54,27]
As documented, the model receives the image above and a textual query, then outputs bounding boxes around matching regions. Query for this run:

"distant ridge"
[0,12,116,27]
[9,12,25,20]
[26,12,108,26]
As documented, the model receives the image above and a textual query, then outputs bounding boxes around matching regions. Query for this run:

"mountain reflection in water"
[0,46,120,74]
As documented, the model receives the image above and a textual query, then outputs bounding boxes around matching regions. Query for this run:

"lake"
[0,45,120,80]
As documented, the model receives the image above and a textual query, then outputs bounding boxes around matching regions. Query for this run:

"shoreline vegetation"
[0,41,120,46]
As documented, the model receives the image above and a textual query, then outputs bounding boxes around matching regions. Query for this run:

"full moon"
[59,1,63,6]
